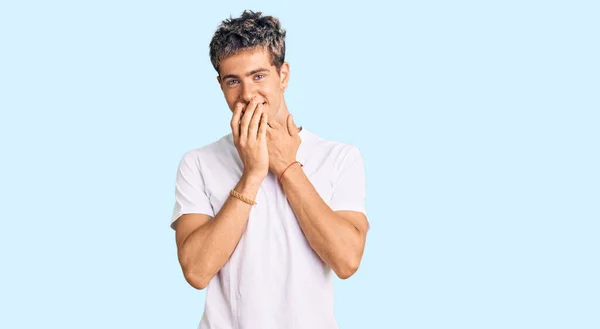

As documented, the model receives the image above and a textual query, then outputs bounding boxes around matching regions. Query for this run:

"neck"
[273,98,301,133]
[274,99,289,126]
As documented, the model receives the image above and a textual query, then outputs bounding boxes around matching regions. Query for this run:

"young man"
[170,10,369,329]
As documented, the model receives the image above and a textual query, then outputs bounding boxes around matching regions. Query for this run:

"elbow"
[183,268,212,290]
[333,257,360,280]
[335,265,358,280]
[179,249,213,290]
[183,269,212,290]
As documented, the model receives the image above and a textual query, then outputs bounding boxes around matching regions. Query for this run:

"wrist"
[241,172,266,186]
[232,175,262,206]
[277,161,303,183]
[272,159,297,177]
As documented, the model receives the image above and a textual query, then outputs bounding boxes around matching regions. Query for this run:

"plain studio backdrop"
[0,1,598,328]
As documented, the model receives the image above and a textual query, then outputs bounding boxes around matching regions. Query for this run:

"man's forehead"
[220,49,273,73]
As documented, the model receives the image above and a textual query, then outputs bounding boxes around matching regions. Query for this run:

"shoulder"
[302,128,363,165]
[178,133,234,166]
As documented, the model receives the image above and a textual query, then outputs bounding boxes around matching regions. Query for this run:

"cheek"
[263,88,280,107]
[224,92,238,110]
[264,97,279,115]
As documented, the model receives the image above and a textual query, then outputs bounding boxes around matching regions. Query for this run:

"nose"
[240,84,256,104]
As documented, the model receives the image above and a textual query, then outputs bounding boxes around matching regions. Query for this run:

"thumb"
[287,114,297,136]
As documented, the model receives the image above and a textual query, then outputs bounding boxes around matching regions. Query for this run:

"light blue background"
[1,1,598,328]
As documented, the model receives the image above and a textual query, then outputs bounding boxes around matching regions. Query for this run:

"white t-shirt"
[170,127,368,329]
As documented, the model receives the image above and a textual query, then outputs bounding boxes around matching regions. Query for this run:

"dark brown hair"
[209,10,287,74]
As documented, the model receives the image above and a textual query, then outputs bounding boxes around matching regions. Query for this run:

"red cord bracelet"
[278,161,303,183]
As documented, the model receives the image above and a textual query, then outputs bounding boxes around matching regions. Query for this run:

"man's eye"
[255,74,265,80]
[227,80,238,85]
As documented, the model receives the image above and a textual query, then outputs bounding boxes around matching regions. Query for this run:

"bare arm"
[174,97,269,289]
[278,164,369,279]
[265,117,369,280]
[175,174,263,289]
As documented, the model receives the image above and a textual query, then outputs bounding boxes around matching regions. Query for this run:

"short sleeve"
[170,151,215,230]
[329,146,368,220]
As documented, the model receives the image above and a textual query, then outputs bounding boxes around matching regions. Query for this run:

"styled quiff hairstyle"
[209,10,287,75]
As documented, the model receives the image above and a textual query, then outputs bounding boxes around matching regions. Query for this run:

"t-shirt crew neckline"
[225,125,310,169]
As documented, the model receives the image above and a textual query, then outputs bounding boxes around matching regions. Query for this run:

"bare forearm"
[279,165,362,277]
[180,174,263,286]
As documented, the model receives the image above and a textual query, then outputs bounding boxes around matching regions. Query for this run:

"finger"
[287,114,296,136]
[230,103,244,143]
[240,98,259,142]
[258,113,268,141]
[248,103,263,140]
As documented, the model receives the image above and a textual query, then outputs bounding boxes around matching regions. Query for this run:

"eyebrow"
[221,68,269,81]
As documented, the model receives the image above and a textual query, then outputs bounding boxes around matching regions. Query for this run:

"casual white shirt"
[170,127,368,329]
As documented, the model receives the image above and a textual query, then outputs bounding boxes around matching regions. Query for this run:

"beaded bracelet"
[230,189,257,205]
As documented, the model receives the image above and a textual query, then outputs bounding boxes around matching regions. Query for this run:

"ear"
[217,76,223,91]
[279,62,290,92]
